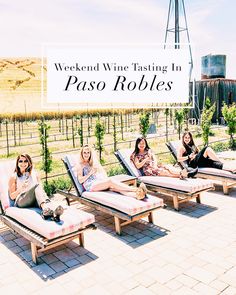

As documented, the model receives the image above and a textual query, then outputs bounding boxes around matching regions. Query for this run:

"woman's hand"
[90,167,97,175]
[189,153,196,161]
[145,153,152,161]
[144,156,152,164]
[21,184,27,191]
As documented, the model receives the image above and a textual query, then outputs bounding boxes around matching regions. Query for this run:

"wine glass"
[191,146,197,154]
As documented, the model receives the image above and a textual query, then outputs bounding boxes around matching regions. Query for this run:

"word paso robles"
[64,74,173,92]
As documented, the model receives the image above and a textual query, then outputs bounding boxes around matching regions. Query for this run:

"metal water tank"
[201,54,226,79]
[201,55,209,79]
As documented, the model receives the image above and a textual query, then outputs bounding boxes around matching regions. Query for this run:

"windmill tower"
[164,0,193,77]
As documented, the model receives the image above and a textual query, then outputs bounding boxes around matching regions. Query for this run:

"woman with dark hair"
[8,154,64,221]
[177,131,236,172]
[131,137,197,178]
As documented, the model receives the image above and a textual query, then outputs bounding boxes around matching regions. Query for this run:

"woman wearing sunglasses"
[8,153,64,222]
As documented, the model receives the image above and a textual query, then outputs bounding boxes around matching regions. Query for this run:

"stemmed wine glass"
[191,145,197,154]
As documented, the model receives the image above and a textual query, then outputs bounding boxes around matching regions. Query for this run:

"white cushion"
[0,160,17,210]
[82,191,163,215]
[5,206,95,240]
[138,176,214,193]
[198,167,236,180]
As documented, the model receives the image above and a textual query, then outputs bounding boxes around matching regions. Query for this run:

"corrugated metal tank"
[191,78,236,123]
[201,54,226,79]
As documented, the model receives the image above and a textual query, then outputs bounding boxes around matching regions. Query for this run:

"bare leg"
[90,179,146,199]
[158,168,180,178]
[203,147,222,162]
[203,147,235,172]
[90,179,136,193]
[163,165,181,174]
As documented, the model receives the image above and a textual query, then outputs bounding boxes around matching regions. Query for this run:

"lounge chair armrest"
[56,189,81,198]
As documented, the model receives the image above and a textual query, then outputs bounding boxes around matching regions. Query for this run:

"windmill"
[164,0,198,118]
[164,0,193,78]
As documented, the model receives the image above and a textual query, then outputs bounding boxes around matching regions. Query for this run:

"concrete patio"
[0,184,236,295]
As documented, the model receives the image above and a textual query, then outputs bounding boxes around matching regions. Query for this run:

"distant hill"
[0,58,46,114]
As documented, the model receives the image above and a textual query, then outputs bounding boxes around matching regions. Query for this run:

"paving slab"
[0,187,236,294]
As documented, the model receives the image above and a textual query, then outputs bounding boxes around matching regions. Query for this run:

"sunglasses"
[18,160,28,163]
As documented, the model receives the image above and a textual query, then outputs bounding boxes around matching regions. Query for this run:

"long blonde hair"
[79,145,94,166]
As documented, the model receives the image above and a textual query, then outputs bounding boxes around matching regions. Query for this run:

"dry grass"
[0,58,44,113]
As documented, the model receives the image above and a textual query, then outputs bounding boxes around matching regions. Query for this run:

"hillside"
[0,58,46,113]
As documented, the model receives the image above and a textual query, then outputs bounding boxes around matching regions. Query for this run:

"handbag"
[15,184,39,208]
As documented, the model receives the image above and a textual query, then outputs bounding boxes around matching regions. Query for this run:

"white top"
[15,170,38,190]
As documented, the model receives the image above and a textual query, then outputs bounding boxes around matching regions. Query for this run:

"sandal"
[180,168,188,180]
[41,205,64,222]
[187,167,198,178]
[136,182,148,200]
[142,195,149,202]
[180,168,198,179]
[53,205,64,222]
[41,207,54,220]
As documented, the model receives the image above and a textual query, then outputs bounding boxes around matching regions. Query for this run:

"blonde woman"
[76,145,147,200]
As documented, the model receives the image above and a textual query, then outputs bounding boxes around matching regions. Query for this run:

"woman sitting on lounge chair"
[77,145,147,200]
[177,131,236,173]
[8,153,64,221]
[131,137,198,179]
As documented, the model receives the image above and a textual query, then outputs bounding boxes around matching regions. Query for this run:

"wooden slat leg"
[114,216,121,235]
[31,242,38,264]
[223,182,229,195]
[173,196,179,211]
[196,194,201,204]
[79,233,84,247]
[66,197,70,206]
[148,212,154,224]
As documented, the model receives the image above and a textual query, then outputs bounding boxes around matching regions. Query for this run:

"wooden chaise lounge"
[59,154,164,235]
[166,140,236,195]
[115,149,214,211]
[0,160,96,264]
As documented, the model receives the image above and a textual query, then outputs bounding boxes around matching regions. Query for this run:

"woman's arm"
[132,154,150,169]
[177,145,191,162]
[8,175,23,200]
[148,150,158,166]
[76,164,97,184]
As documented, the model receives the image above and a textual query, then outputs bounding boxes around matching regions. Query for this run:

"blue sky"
[0,0,235,79]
